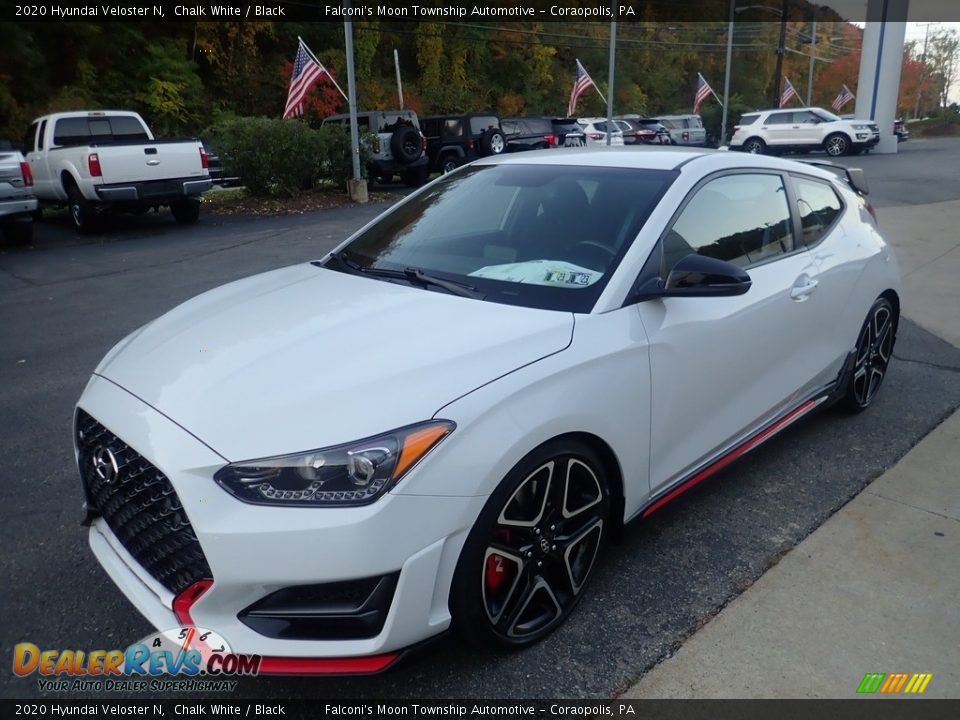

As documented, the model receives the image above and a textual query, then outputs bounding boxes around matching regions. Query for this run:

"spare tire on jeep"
[479,128,506,156]
[391,126,422,164]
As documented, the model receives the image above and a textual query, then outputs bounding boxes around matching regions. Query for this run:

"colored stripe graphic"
[857,673,885,693]
[858,672,932,694]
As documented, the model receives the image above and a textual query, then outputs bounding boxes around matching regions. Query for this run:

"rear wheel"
[170,198,201,225]
[440,155,461,175]
[743,137,766,154]
[840,297,896,413]
[451,440,610,649]
[67,184,96,234]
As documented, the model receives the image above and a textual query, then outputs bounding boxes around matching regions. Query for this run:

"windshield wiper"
[321,252,483,300]
[401,267,485,300]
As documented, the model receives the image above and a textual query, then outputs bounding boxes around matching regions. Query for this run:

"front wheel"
[824,133,851,157]
[451,440,610,649]
[170,198,201,225]
[840,297,896,413]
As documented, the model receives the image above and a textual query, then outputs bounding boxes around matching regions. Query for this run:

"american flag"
[832,84,856,111]
[283,39,330,119]
[567,60,598,117]
[694,73,715,114]
[779,77,798,108]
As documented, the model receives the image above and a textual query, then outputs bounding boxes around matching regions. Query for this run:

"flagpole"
[298,36,349,103]
[606,12,616,146]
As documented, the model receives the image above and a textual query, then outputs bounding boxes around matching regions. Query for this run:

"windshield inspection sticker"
[470,260,601,287]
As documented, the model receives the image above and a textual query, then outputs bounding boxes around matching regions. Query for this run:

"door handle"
[790,276,819,300]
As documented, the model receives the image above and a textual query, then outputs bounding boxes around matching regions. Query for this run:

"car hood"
[96,264,573,461]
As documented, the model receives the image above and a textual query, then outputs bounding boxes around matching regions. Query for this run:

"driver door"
[636,171,830,496]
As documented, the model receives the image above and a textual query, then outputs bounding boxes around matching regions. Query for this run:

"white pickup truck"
[23,111,211,233]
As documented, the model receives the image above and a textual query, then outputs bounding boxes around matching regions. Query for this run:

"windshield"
[328,164,675,312]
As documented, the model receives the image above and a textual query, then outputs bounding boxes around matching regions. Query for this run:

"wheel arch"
[880,288,901,334]
[529,431,626,542]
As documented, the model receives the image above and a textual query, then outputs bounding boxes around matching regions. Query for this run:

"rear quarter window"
[738,114,760,126]
[792,176,844,246]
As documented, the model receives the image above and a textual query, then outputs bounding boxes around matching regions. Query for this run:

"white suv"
[576,118,625,146]
[730,108,879,157]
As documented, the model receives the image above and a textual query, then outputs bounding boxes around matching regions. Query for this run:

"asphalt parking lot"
[2,139,960,700]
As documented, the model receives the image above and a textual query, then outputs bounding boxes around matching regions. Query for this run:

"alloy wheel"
[745,139,764,154]
[851,302,894,407]
[481,455,608,641]
[826,135,849,157]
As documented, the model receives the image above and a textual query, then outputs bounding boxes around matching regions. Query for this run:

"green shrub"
[204,117,370,197]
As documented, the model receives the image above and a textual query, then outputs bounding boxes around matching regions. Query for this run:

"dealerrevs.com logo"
[13,628,258,692]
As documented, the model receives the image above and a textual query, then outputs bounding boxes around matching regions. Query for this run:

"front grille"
[76,409,212,595]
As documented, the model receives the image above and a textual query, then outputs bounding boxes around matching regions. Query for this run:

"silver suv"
[0,145,37,244]
[730,108,879,157]
[323,110,429,187]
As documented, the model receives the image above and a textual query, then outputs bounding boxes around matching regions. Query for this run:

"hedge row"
[205,117,370,198]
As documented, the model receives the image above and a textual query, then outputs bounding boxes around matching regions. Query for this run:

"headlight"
[214,421,455,506]
[853,124,871,130]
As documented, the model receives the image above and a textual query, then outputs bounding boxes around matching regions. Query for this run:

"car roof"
[473,146,843,180]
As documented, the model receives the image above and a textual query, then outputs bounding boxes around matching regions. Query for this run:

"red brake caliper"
[485,553,508,592]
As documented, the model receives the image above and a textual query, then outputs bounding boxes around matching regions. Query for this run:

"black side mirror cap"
[628,254,752,303]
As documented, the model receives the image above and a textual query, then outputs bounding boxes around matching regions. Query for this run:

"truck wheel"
[440,156,461,175]
[171,199,201,225]
[67,186,96,235]
[2,220,33,245]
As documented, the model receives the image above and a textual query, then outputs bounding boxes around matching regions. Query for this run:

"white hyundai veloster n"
[75,148,900,673]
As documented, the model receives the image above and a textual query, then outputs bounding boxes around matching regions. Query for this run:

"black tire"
[439,155,461,175]
[67,184,96,235]
[390,126,422,164]
[401,166,428,188]
[2,220,33,245]
[450,439,611,650]
[170,198,201,225]
[840,297,896,413]
[743,137,766,155]
[479,129,506,156]
[824,133,851,157]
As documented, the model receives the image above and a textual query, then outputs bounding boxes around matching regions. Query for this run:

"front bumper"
[77,374,485,664]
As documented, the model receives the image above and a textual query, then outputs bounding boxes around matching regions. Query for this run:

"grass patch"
[202,186,404,217]
[908,116,960,138]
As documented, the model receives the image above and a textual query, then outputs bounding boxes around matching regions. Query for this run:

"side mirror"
[629,254,752,303]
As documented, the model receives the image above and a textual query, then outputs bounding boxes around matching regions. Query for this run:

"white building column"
[855,0,909,154]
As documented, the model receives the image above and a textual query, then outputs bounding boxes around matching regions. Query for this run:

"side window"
[766,113,794,125]
[793,176,844,246]
[664,174,796,272]
[794,111,817,124]
[443,119,464,139]
[37,120,46,149]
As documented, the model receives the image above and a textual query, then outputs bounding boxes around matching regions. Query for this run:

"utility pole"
[806,11,817,106]
[720,0,735,145]
[606,2,616,146]
[773,0,790,107]
[914,23,932,119]
[343,1,366,202]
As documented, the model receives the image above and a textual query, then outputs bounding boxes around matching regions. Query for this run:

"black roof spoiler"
[798,160,869,196]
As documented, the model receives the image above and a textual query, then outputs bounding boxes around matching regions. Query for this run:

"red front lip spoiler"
[256,653,400,676]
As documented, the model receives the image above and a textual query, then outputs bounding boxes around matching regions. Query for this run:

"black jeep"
[421,113,507,174]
